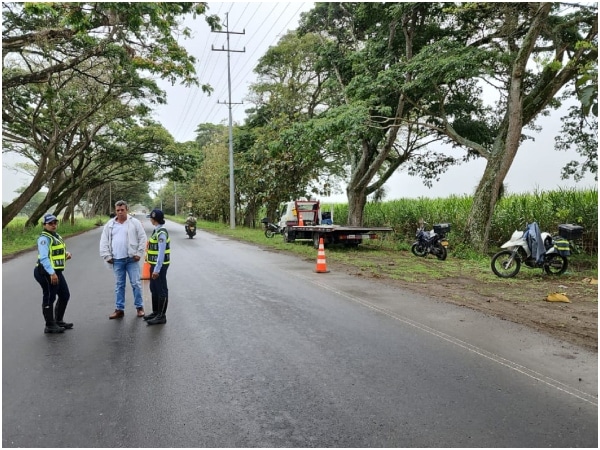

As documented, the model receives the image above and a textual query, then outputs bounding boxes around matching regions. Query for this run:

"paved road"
[2,216,597,447]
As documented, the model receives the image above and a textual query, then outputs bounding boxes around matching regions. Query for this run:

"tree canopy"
[2,2,219,227]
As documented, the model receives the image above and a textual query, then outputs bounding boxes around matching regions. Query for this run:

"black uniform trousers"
[149,265,169,299]
[34,266,70,309]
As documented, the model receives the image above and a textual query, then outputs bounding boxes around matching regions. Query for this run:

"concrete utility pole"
[174,182,178,216]
[213,12,245,229]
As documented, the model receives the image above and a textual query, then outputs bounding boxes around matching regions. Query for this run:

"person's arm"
[99,223,113,261]
[153,230,167,274]
[134,219,147,259]
[37,235,55,275]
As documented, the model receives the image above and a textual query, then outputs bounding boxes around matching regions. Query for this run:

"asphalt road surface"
[3,216,598,447]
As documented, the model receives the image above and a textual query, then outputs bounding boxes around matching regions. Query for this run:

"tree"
[2,60,158,227]
[2,2,219,90]
[239,31,338,223]
[293,3,451,225]
[557,50,598,182]
[187,129,230,222]
[2,2,219,227]
[555,104,598,181]
[402,3,598,251]
[14,188,46,218]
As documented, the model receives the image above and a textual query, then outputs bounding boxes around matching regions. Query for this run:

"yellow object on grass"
[546,292,570,303]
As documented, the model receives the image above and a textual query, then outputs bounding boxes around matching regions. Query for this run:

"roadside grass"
[2,216,104,257]
[187,219,597,290]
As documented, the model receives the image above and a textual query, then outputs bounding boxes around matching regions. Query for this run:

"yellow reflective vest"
[146,227,170,265]
[38,231,66,270]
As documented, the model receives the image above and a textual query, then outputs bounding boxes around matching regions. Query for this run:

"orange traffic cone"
[315,237,330,273]
[298,215,304,226]
[141,260,151,280]
[141,241,151,280]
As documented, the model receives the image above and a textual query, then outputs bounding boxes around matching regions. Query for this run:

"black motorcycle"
[261,217,283,238]
[411,223,450,261]
[185,224,196,239]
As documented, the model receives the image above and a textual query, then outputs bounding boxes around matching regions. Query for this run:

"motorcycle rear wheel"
[543,253,568,275]
[265,230,275,238]
[411,243,427,257]
[491,250,521,278]
[434,244,447,261]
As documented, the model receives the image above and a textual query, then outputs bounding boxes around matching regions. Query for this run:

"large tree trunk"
[346,186,368,226]
[467,140,516,252]
[468,66,525,252]
[466,3,552,253]
[2,161,49,228]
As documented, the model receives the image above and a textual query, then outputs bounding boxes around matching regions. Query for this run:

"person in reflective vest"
[144,209,170,325]
[33,214,73,333]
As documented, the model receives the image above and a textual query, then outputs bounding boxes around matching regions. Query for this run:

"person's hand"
[66,252,72,260]
[50,273,58,285]
[151,272,159,280]
[133,256,140,262]
[107,258,114,264]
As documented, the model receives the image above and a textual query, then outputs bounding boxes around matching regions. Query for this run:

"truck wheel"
[313,234,321,249]
[283,228,294,243]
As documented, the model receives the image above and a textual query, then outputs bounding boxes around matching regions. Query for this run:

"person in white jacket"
[99,200,147,319]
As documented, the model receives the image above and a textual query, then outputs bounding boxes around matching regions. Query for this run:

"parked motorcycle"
[185,224,196,239]
[411,222,450,261]
[262,218,283,238]
[490,222,571,278]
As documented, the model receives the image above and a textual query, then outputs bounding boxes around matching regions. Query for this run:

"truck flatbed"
[278,199,393,248]
[285,224,393,248]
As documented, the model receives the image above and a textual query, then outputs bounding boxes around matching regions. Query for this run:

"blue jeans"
[112,257,143,310]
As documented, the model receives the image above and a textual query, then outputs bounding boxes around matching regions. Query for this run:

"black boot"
[143,294,159,321]
[146,297,167,326]
[43,306,64,334]
[55,299,73,329]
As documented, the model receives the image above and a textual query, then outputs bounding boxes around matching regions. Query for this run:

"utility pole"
[213,12,245,229]
[174,182,178,216]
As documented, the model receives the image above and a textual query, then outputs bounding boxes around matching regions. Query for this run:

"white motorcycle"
[491,223,568,278]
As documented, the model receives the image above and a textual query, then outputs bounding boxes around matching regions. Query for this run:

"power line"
[170,2,312,141]
[172,3,228,138]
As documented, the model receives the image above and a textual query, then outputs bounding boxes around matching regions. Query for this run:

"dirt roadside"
[326,255,598,353]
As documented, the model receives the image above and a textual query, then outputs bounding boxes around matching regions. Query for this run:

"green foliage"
[3,2,220,89]
[2,2,221,227]
[186,127,231,222]
[328,188,597,255]
[555,105,598,182]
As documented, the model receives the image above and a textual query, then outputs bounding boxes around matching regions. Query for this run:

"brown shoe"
[109,309,124,319]
[136,308,145,318]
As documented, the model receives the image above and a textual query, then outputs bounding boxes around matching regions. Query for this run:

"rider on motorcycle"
[185,212,197,234]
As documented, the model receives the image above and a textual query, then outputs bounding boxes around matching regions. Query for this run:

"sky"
[2,1,597,203]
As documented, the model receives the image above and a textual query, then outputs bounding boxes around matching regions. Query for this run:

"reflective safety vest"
[146,227,170,265]
[38,231,67,270]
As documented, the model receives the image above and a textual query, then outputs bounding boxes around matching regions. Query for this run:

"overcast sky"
[2,2,597,203]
